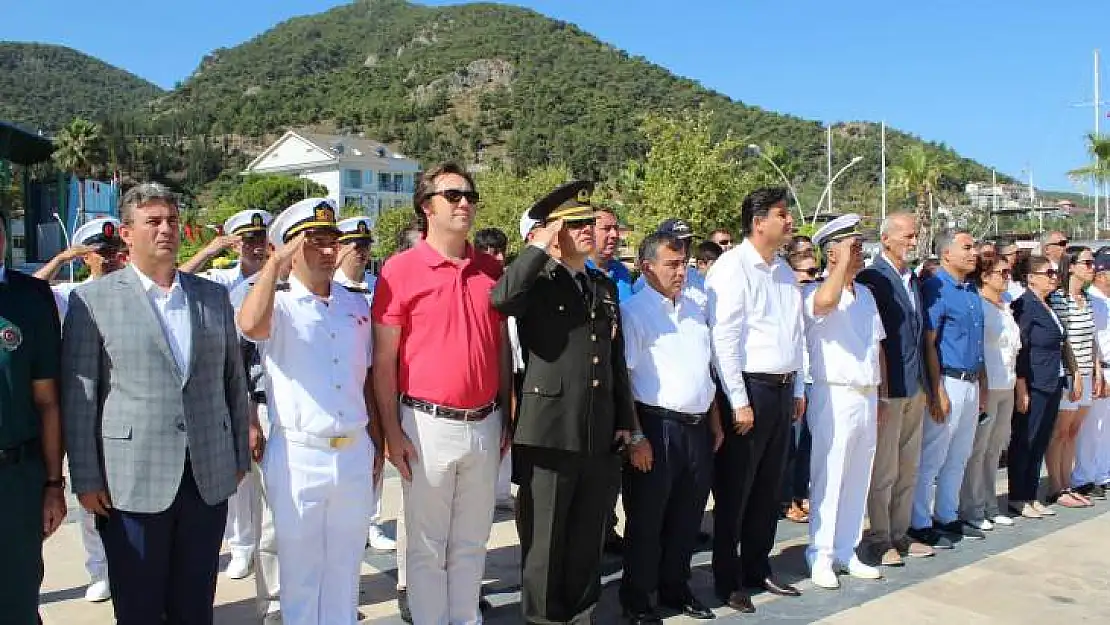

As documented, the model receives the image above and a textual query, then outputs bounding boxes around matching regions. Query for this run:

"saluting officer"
[181,208,272,291]
[491,180,651,625]
[0,216,67,625]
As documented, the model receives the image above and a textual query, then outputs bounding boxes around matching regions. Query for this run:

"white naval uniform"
[803,281,885,569]
[51,278,109,586]
[255,277,376,625]
[200,265,248,292]
[1074,286,1110,488]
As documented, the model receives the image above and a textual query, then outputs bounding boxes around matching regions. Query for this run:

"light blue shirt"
[132,265,192,377]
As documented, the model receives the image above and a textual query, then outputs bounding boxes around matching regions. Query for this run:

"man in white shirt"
[238,198,383,625]
[181,209,272,292]
[803,215,886,589]
[619,232,723,624]
[1074,252,1110,499]
[706,187,806,613]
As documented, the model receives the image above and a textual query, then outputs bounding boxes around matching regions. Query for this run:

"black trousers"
[711,376,793,594]
[515,445,621,625]
[97,461,229,625]
[0,446,44,625]
[1008,379,1064,502]
[621,409,713,608]
[782,415,812,504]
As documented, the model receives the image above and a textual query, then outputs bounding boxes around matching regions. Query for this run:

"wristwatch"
[629,432,647,446]
[44,477,66,490]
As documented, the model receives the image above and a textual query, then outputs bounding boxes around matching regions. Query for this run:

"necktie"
[576,273,593,309]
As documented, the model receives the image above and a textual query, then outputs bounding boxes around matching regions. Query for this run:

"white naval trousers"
[1073,369,1110,488]
[224,467,257,561]
[79,508,107,581]
[912,376,980,528]
[401,404,501,625]
[253,404,280,617]
[806,384,878,567]
[263,427,374,625]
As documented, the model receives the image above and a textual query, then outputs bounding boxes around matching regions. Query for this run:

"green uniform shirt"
[0,267,61,448]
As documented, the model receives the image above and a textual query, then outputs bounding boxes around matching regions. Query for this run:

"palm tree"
[889,145,953,255]
[52,118,105,228]
[1067,133,1110,234]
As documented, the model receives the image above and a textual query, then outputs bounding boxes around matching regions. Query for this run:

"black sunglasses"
[1075,259,1095,267]
[1047,240,1069,247]
[799,267,820,277]
[431,189,480,204]
[717,239,733,246]
[1032,269,1059,279]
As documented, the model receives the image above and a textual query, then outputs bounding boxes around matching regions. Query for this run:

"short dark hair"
[396,215,423,254]
[695,240,723,264]
[412,162,476,234]
[786,251,816,271]
[638,232,684,264]
[741,187,790,236]
[474,228,508,254]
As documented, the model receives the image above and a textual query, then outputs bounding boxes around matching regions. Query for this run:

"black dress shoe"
[660,594,715,619]
[755,576,801,597]
[723,591,755,614]
[623,606,664,625]
[479,597,493,612]
[397,588,413,624]
[1092,484,1108,500]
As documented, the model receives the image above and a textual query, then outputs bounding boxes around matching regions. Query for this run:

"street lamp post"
[811,156,864,225]
[52,211,73,282]
[747,144,804,219]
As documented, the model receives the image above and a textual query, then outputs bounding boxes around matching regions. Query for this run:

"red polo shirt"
[372,240,504,409]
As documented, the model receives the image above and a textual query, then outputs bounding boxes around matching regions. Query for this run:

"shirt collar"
[287,275,337,302]
[334,267,363,287]
[131,264,182,295]
[643,281,683,311]
[415,239,474,268]
[739,238,774,270]
[882,252,911,277]
[936,267,972,290]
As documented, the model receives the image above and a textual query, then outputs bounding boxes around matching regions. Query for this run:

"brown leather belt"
[744,371,797,386]
[401,394,498,422]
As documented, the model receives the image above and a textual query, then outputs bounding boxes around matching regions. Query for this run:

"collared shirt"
[882,252,916,310]
[587,256,634,302]
[981,294,1021,390]
[372,240,504,408]
[132,264,192,376]
[705,239,805,408]
[1005,280,1026,303]
[201,265,247,293]
[621,283,715,414]
[508,317,525,373]
[803,281,886,388]
[922,268,985,373]
[1088,286,1110,368]
[335,267,377,309]
[260,276,372,436]
[51,279,87,319]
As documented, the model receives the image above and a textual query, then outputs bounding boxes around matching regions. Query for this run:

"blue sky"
[3,0,1106,191]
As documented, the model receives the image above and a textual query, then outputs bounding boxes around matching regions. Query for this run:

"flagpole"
[880,121,887,221]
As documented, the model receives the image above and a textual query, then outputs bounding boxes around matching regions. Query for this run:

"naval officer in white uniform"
[181,208,272,292]
[238,198,383,625]
[803,214,886,589]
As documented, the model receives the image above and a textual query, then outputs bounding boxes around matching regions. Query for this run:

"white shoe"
[367,525,397,551]
[810,564,840,589]
[85,579,111,602]
[839,556,883,580]
[225,556,252,580]
[991,514,1015,527]
[971,518,994,531]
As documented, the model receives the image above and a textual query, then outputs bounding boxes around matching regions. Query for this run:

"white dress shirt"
[621,283,716,414]
[51,279,87,319]
[508,317,525,373]
[803,282,886,388]
[133,264,192,376]
[981,294,1021,390]
[201,265,247,293]
[705,239,805,408]
[258,277,373,437]
[335,267,378,295]
[882,252,916,310]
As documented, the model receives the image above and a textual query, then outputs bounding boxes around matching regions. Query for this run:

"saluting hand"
[531,218,564,249]
[203,234,242,257]
[273,233,306,274]
[733,406,755,436]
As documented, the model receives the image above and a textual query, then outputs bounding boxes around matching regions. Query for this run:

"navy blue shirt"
[586,257,634,302]
[922,268,985,373]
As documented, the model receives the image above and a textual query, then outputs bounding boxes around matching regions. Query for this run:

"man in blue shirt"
[587,207,634,301]
[909,230,988,548]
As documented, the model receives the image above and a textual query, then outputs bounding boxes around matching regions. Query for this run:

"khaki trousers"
[865,392,925,546]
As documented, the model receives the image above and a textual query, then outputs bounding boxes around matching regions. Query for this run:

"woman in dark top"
[1009,255,1080,519]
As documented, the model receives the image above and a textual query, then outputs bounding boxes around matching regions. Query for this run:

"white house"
[243,130,422,222]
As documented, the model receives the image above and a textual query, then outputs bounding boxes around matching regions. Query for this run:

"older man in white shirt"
[619,232,723,624]
[802,215,886,589]
[1074,252,1110,499]
[706,187,806,613]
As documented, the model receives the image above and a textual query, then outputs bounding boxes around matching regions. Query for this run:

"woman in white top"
[960,255,1021,530]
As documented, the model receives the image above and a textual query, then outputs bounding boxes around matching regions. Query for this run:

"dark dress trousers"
[491,245,636,625]
[1009,290,1067,502]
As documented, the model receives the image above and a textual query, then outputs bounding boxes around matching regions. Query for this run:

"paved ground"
[40,469,1110,624]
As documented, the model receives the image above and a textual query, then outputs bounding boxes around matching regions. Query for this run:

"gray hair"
[934,228,970,256]
[638,232,684,264]
[120,182,178,223]
[880,212,915,237]
[1040,230,1065,246]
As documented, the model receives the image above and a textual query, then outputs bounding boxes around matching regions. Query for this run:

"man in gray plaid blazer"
[62,182,251,625]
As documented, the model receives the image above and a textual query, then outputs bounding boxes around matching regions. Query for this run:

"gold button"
[592,379,600,387]
[592,356,599,364]
[591,312,596,319]
[558,305,565,311]
[533,387,539,393]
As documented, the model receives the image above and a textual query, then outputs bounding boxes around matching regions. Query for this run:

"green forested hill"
[0,42,164,132]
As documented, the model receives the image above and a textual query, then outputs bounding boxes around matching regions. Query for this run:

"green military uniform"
[0,268,61,624]
[491,181,637,625]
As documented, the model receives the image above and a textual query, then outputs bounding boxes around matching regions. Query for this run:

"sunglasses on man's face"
[1047,240,1068,248]
[565,219,596,229]
[241,233,267,245]
[798,267,819,277]
[1075,259,1095,267]
[990,268,1012,278]
[1032,269,1059,279]
[432,189,480,204]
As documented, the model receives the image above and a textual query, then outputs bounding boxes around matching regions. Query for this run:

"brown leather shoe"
[785,502,809,523]
[724,591,755,613]
[878,545,904,567]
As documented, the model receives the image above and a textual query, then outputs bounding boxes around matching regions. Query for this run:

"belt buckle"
[329,436,353,450]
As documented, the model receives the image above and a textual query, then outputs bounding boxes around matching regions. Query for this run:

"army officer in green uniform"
[0,216,67,624]
[491,181,652,624]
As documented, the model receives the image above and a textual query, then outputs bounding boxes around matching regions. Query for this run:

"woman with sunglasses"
[959,255,1021,530]
[1009,256,1077,518]
[1046,248,1101,508]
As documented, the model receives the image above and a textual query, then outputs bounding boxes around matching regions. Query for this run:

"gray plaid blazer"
[61,267,250,513]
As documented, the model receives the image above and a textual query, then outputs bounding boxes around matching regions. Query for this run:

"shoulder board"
[343,284,371,294]
[275,282,291,292]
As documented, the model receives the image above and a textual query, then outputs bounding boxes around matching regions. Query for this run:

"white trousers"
[402,405,501,625]
[264,428,374,625]
[253,404,281,616]
[806,384,877,566]
[496,449,513,502]
[80,508,107,581]
[912,377,979,528]
[224,468,257,561]
[1074,370,1110,487]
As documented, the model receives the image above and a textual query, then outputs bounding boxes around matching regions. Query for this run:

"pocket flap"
[524,379,562,397]
[101,422,133,440]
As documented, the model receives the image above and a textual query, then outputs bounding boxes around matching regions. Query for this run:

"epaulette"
[343,284,371,294]
[275,281,291,292]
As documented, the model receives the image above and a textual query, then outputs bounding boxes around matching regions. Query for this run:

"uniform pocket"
[523,379,562,397]
[102,422,133,440]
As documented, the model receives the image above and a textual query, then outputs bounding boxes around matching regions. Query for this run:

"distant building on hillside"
[243,129,421,222]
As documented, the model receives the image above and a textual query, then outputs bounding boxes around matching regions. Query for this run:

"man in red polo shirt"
[372,162,509,625]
